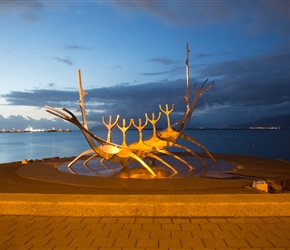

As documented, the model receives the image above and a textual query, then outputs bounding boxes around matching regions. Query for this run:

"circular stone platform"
[57,156,238,179]
[15,153,290,193]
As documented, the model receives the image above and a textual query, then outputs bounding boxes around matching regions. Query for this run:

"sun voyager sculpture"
[45,43,216,178]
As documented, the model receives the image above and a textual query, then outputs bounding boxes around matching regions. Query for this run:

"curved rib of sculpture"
[45,43,216,178]
[45,106,159,177]
[45,105,189,177]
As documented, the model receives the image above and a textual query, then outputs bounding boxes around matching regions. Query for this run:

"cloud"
[63,44,90,50]
[2,89,78,108]
[2,50,290,128]
[0,0,48,21]
[53,56,74,66]
[196,52,290,107]
[114,1,290,35]
[148,57,176,65]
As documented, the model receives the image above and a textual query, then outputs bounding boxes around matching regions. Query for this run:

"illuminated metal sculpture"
[45,43,215,178]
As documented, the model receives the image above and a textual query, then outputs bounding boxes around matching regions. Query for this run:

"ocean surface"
[0,129,289,164]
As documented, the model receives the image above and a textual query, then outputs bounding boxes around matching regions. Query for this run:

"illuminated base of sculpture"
[58,155,238,179]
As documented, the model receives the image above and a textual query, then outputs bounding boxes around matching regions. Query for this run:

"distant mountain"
[230,114,290,128]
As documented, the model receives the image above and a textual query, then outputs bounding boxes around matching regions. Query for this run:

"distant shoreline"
[0,129,71,133]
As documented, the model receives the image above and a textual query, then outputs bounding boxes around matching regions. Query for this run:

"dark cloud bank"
[1,51,290,130]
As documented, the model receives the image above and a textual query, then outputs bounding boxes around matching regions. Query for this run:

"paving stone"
[231,229,256,239]
[159,238,181,248]
[0,215,18,221]
[161,223,181,231]
[208,218,228,224]
[0,235,13,245]
[45,216,67,222]
[0,227,25,236]
[9,221,34,231]
[108,229,130,238]
[29,216,50,222]
[171,230,192,239]
[12,215,34,221]
[255,223,281,231]
[191,229,214,239]
[238,223,261,231]
[98,248,121,250]
[267,237,290,247]
[275,222,290,230]
[200,223,222,231]
[28,235,54,246]
[136,218,154,224]
[123,223,142,231]
[211,229,235,239]
[53,246,77,250]
[226,218,247,223]
[180,238,205,248]
[82,217,101,223]
[218,223,241,232]
[190,218,209,224]
[202,238,227,248]
[245,237,274,248]
[27,221,51,229]
[47,236,74,247]
[263,248,288,250]
[136,238,158,248]
[172,218,190,224]
[46,228,72,237]
[88,229,110,238]
[129,230,150,239]
[280,217,290,223]
[69,237,95,247]
[181,223,201,231]
[114,237,137,248]
[103,223,123,231]
[122,248,144,250]
[30,246,55,249]
[64,222,87,230]
[215,248,239,250]
[45,221,69,230]
[271,228,290,238]
[2,235,34,248]
[90,237,116,248]
[63,217,84,223]
[142,223,162,231]
[154,218,172,224]
[224,238,251,248]
[150,230,171,239]
[99,217,118,223]
[245,218,265,223]
[84,222,105,230]
[27,227,52,237]
[66,228,91,238]
[261,217,284,223]
[252,229,279,239]
[117,217,135,223]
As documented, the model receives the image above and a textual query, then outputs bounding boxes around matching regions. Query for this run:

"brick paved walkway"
[1,215,290,249]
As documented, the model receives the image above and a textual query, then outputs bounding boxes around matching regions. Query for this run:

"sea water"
[0,129,289,164]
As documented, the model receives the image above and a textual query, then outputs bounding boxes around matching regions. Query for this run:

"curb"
[1,193,290,217]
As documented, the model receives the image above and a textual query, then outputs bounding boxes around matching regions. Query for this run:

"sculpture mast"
[77,69,88,129]
[184,42,191,109]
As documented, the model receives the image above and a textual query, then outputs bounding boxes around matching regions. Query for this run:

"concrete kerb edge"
[1,193,290,217]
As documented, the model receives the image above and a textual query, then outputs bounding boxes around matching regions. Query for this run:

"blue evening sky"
[0,1,290,130]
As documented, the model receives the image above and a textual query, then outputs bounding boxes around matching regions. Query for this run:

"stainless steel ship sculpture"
[45,43,216,178]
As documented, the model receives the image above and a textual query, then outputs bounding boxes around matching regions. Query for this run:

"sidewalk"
[1,215,290,249]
